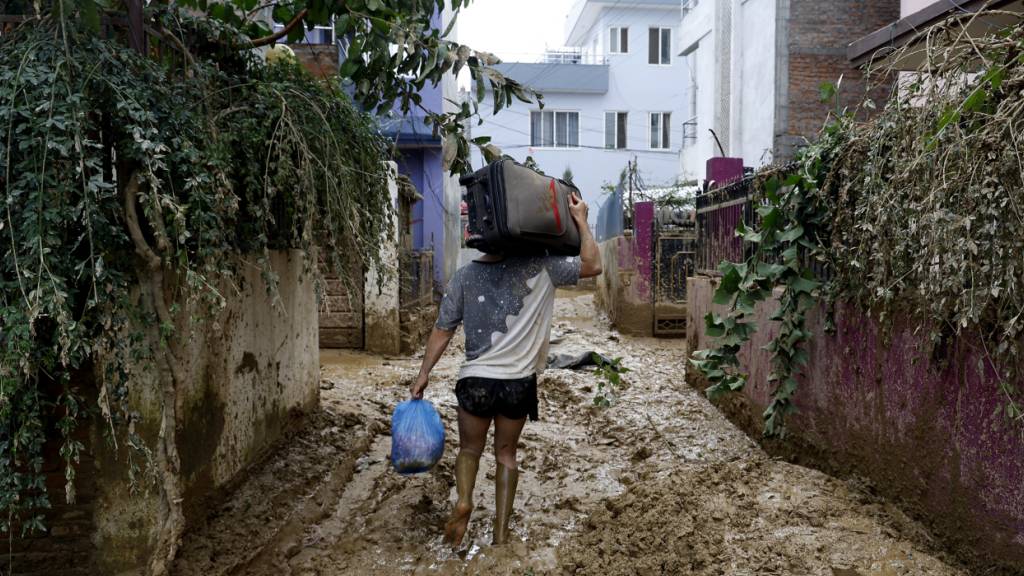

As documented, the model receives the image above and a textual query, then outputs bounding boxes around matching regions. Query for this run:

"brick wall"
[777,0,900,159]
[291,44,338,79]
[0,425,98,576]
[319,275,364,349]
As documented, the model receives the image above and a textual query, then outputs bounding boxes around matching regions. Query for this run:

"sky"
[455,0,578,64]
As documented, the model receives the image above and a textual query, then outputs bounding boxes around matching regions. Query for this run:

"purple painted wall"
[686,276,1024,569]
[594,201,656,335]
[419,148,445,283]
[632,201,654,299]
[706,157,744,186]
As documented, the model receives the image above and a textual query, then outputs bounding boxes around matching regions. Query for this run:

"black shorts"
[455,375,539,421]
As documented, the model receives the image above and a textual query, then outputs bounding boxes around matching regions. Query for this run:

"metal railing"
[694,176,757,276]
[694,165,829,279]
[541,48,608,65]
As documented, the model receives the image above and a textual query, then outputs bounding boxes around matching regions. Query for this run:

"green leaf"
[818,81,836,103]
[962,86,988,113]
[778,224,804,243]
[789,276,820,294]
[713,267,741,305]
[80,0,101,32]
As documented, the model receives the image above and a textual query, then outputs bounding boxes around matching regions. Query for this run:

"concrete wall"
[736,0,777,166]
[0,250,318,576]
[90,249,318,574]
[470,4,687,224]
[594,202,655,335]
[677,0,719,180]
[686,275,1024,570]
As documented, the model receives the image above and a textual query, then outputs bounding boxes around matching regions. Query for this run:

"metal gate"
[653,220,696,336]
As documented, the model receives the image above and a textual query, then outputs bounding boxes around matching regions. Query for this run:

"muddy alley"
[173,292,966,576]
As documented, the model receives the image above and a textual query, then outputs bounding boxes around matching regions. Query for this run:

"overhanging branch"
[248,9,308,48]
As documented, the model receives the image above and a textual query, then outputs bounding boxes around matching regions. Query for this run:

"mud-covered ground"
[174,292,965,576]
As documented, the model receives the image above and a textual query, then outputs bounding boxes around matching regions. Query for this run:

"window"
[609,27,628,54]
[530,111,579,148]
[604,111,628,149]
[648,27,671,65]
[650,113,671,149]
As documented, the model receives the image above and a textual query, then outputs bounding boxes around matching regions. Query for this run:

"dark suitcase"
[459,159,581,256]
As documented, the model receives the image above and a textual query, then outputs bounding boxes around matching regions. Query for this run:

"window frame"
[609,27,629,54]
[649,112,672,150]
[530,110,581,149]
[648,27,672,66]
[604,111,629,150]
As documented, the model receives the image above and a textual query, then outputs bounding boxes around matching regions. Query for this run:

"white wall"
[901,0,934,18]
[677,0,717,181]
[737,0,776,168]
[677,0,778,179]
[471,5,686,222]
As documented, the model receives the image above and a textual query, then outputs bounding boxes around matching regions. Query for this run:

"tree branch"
[248,9,308,48]
[122,169,186,576]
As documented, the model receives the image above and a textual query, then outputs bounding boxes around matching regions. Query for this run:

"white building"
[676,0,902,182]
[468,0,687,221]
[676,0,777,180]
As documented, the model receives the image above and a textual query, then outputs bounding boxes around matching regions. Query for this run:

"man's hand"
[570,191,602,278]
[410,373,428,399]
[569,192,588,227]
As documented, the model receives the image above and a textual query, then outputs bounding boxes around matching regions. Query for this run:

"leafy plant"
[592,354,629,408]
[691,15,1024,437]
[173,0,541,174]
[0,7,454,574]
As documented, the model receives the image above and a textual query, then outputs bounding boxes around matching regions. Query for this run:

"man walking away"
[410,192,601,547]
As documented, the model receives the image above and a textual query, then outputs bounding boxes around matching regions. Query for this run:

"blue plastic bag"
[391,399,445,475]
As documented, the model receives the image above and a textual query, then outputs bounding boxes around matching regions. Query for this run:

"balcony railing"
[542,48,608,65]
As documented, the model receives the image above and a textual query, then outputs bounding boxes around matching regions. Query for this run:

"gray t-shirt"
[436,256,581,380]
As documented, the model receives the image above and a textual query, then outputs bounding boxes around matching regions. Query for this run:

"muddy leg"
[444,408,490,547]
[492,415,526,545]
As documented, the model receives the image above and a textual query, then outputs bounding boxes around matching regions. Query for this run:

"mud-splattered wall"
[686,277,1024,571]
[2,250,319,576]
[594,202,654,335]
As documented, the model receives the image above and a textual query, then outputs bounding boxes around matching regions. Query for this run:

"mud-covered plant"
[0,10,380,576]
[692,11,1024,437]
[592,354,629,408]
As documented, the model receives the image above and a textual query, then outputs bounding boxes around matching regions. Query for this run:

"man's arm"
[570,193,602,278]
[409,327,455,399]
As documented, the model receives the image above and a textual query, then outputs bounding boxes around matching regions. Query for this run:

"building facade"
[677,0,901,180]
[380,8,463,290]
[468,0,687,221]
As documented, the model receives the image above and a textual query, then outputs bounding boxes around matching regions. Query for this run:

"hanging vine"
[0,10,396,572]
[691,11,1024,437]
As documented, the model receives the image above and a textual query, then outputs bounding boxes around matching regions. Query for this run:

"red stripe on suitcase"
[549,179,562,231]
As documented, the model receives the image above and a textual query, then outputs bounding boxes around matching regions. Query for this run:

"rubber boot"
[443,450,480,547]
[492,463,519,545]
